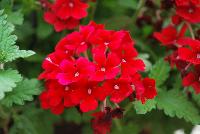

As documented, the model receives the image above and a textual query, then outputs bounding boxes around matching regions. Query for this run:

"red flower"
[175,0,200,23]
[44,11,80,32]
[183,65,200,94]
[73,80,108,112]
[39,22,157,116]
[41,0,89,32]
[140,78,157,103]
[178,39,200,65]
[57,58,95,85]
[153,25,187,46]
[91,52,121,81]
[90,30,125,51]
[52,0,88,20]
[102,77,133,103]
[39,80,66,114]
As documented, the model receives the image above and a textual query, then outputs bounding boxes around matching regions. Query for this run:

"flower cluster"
[154,0,200,94]
[39,21,157,133]
[39,0,89,32]
[39,21,157,114]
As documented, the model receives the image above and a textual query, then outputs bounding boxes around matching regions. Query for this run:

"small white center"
[80,41,86,45]
[197,54,200,59]
[69,2,74,8]
[74,72,79,77]
[88,88,92,95]
[131,84,135,91]
[114,85,120,90]
[189,8,193,13]
[65,86,69,91]
[104,42,109,46]
[46,57,52,63]
[122,59,126,63]
[101,67,106,72]
[65,50,68,54]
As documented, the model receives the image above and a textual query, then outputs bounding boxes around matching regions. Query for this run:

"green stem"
[0,63,4,69]
[132,0,146,23]
[186,22,195,39]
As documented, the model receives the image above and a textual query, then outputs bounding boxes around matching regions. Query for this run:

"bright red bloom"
[39,22,157,116]
[140,78,157,103]
[101,77,133,103]
[39,80,66,114]
[57,58,95,85]
[41,0,89,32]
[178,39,200,65]
[153,25,187,46]
[52,0,88,20]
[183,65,200,94]
[91,53,121,81]
[175,0,200,23]
[44,11,80,32]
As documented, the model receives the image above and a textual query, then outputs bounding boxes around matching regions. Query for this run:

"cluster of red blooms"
[39,0,91,32]
[39,21,157,133]
[154,0,200,94]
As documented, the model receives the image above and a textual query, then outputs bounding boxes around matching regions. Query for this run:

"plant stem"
[186,22,195,39]
[132,0,146,23]
[0,63,4,69]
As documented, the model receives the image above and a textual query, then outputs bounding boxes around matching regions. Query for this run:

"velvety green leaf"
[149,59,170,87]
[0,69,22,100]
[134,99,156,114]
[1,79,41,107]
[0,10,35,63]
[156,90,200,124]
[118,0,137,9]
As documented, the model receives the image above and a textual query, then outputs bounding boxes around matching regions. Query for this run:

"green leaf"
[0,69,22,100]
[0,10,35,63]
[63,108,82,124]
[149,59,170,87]
[111,123,140,134]
[156,90,200,124]
[118,0,137,9]
[138,53,152,72]
[133,99,157,114]
[7,10,24,25]
[1,79,41,107]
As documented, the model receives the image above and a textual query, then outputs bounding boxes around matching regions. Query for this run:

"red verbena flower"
[40,0,89,32]
[39,21,157,116]
[178,38,200,65]
[183,65,200,94]
[175,0,200,23]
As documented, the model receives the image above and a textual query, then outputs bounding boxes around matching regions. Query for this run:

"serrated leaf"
[0,69,22,100]
[156,90,200,124]
[133,99,156,114]
[1,79,41,107]
[149,59,170,87]
[0,10,35,63]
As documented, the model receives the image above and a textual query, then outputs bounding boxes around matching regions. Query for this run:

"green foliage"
[7,10,24,25]
[1,79,41,107]
[9,106,59,134]
[0,10,34,63]
[133,99,156,114]
[156,90,200,124]
[149,59,170,87]
[0,69,22,100]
